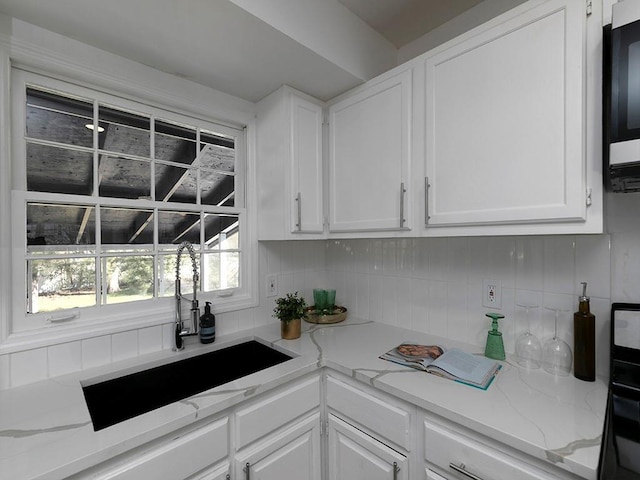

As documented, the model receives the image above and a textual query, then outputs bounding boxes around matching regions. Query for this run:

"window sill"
[0,292,257,355]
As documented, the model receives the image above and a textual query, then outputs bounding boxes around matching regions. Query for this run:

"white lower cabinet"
[78,416,229,480]
[328,414,408,480]
[326,373,415,480]
[422,414,581,480]
[69,370,587,480]
[234,374,322,480]
[74,374,320,480]
[235,412,322,480]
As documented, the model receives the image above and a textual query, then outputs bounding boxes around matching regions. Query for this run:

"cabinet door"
[329,69,412,232]
[256,86,325,240]
[290,94,324,233]
[424,0,586,226]
[236,412,321,480]
[328,414,408,480]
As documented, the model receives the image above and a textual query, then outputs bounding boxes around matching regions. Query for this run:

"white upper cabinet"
[423,0,596,230]
[291,95,324,234]
[256,0,603,239]
[328,68,412,233]
[256,86,324,240]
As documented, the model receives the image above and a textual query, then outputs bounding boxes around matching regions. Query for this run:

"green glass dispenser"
[485,312,506,360]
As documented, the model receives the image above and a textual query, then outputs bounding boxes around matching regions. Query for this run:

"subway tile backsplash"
[322,235,613,378]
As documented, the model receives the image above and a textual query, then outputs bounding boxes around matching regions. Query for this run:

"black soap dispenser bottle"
[199,301,215,344]
[573,282,595,381]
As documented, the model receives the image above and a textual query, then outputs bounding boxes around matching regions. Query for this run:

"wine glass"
[515,304,542,369]
[542,307,572,376]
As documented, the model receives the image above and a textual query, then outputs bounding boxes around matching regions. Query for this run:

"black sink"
[82,340,293,431]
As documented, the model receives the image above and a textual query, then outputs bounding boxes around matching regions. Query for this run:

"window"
[11,70,249,333]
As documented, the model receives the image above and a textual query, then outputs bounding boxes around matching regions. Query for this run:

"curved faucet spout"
[176,241,199,298]
[173,241,200,351]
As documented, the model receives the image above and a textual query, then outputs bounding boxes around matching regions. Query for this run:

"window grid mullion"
[151,116,156,202]
[151,117,158,300]
[18,76,243,324]
[196,128,202,205]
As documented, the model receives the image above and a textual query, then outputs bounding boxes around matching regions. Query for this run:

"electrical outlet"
[266,274,278,297]
[482,279,502,309]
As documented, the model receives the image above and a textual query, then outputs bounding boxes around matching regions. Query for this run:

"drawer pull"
[244,462,251,480]
[393,461,400,480]
[449,463,483,480]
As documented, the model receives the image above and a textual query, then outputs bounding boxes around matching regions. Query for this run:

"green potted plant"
[273,292,307,339]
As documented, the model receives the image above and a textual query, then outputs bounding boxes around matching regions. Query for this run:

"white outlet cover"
[482,279,502,309]
[266,274,278,297]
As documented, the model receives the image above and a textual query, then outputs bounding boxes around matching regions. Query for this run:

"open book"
[379,343,501,390]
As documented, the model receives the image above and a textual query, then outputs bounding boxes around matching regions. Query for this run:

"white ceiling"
[0,0,483,102]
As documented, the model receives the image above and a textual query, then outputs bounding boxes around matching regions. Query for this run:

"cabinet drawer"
[235,374,320,448]
[424,419,558,480]
[94,417,228,480]
[425,468,447,480]
[326,375,412,451]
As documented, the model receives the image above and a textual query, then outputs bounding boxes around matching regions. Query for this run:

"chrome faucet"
[173,241,200,351]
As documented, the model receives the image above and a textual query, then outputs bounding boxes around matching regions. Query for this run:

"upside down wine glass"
[542,307,572,376]
[515,304,542,369]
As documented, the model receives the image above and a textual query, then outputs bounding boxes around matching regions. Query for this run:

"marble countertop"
[0,318,608,480]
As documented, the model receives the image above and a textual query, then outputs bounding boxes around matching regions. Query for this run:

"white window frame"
[4,67,257,346]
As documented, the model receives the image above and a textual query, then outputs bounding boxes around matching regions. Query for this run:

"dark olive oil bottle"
[573,282,595,381]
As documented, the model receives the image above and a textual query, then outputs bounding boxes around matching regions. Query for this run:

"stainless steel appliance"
[599,303,640,479]
[605,1,640,192]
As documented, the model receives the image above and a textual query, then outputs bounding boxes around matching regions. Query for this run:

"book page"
[379,343,444,369]
[430,348,495,385]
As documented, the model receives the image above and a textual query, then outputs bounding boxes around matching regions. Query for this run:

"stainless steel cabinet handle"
[243,462,251,480]
[424,177,431,226]
[295,192,302,231]
[392,461,400,480]
[449,463,483,480]
[225,475,230,480]
[399,183,406,228]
